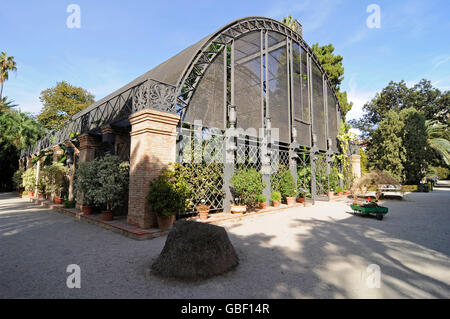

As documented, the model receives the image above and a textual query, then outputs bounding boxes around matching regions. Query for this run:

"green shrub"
[74,160,99,206]
[256,194,267,203]
[91,155,129,211]
[22,168,36,192]
[63,200,76,208]
[147,170,188,218]
[271,191,282,201]
[12,170,23,190]
[42,162,67,197]
[335,186,343,193]
[279,170,297,198]
[230,168,266,207]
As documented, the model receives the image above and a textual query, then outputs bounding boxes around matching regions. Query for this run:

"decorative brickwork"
[78,133,101,162]
[127,109,180,229]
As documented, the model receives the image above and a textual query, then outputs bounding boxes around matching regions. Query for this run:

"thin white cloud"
[345,73,378,121]
[432,55,450,70]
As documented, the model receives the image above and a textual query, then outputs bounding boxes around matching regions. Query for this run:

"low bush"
[401,185,418,192]
[279,171,297,199]
[12,170,23,190]
[230,168,266,207]
[271,191,282,202]
[63,200,76,208]
[147,170,188,218]
[256,194,267,203]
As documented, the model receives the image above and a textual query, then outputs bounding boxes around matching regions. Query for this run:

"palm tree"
[426,120,450,165]
[0,52,17,100]
[0,96,17,113]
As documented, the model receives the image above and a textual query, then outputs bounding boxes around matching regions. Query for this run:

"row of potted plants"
[13,163,68,204]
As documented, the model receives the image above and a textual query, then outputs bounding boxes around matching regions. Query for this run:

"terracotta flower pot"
[101,210,113,221]
[29,192,34,197]
[231,204,247,214]
[54,197,63,205]
[297,197,305,203]
[82,206,94,215]
[196,204,210,220]
[272,200,280,207]
[337,192,343,197]
[157,215,175,230]
[286,197,296,206]
[259,202,267,209]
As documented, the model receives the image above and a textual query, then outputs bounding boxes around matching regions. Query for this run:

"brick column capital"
[129,109,180,137]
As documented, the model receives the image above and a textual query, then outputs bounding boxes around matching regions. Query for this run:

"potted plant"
[230,168,266,213]
[280,171,297,205]
[297,188,306,203]
[147,169,188,229]
[91,156,129,221]
[74,160,98,215]
[257,194,267,209]
[22,168,36,198]
[43,163,67,205]
[334,186,343,197]
[196,199,210,220]
[271,191,282,207]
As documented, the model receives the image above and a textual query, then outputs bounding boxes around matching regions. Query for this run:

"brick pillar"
[77,134,101,162]
[351,154,361,178]
[127,109,180,229]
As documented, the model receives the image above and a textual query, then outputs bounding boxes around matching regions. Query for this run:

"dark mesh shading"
[234,31,261,62]
[235,32,262,133]
[327,84,338,152]
[312,61,326,150]
[292,42,310,147]
[268,37,289,143]
[185,51,225,129]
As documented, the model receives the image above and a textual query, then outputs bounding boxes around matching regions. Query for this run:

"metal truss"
[21,79,176,158]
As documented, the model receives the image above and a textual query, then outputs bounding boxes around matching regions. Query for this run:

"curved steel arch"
[174,16,343,119]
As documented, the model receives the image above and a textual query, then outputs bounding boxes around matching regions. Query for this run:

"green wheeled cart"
[350,203,389,220]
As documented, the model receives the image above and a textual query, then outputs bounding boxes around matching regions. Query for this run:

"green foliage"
[74,161,98,206]
[334,186,343,193]
[279,170,297,198]
[12,170,23,190]
[91,156,129,211]
[360,148,369,176]
[63,200,76,208]
[426,120,450,166]
[230,168,266,207]
[37,81,95,130]
[0,52,17,99]
[400,108,428,184]
[351,79,449,139]
[22,168,36,192]
[256,194,267,203]
[367,110,406,182]
[271,191,282,202]
[428,166,449,180]
[42,162,67,197]
[147,170,188,218]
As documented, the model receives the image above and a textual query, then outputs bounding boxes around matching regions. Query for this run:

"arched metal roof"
[22,16,343,158]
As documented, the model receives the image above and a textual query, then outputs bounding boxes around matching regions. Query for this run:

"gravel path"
[0,189,449,298]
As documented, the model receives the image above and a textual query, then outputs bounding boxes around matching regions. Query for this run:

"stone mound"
[151,220,239,280]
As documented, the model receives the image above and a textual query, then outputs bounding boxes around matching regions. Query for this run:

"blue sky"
[1,0,449,121]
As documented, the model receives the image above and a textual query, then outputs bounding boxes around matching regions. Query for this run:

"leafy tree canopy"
[37,81,94,131]
[351,79,449,138]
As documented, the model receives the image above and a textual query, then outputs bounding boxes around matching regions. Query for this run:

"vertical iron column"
[223,41,235,213]
[261,30,271,203]
[308,54,316,205]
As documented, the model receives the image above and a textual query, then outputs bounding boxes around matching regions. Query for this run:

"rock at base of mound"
[151,220,239,281]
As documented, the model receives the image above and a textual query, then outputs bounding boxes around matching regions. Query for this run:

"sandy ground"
[0,188,449,298]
